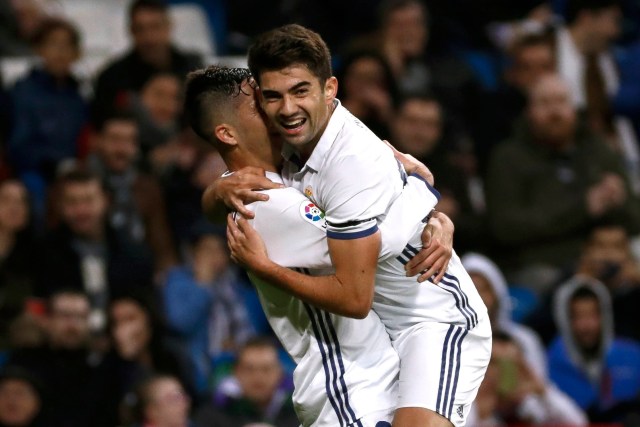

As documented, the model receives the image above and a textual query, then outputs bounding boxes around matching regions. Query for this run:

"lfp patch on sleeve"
[299,201,327,230]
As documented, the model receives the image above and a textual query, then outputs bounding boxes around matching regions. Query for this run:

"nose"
[280,94,297,117]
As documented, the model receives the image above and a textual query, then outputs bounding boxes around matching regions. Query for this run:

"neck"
[0,229,16,258]
[139,47,172,69]
[224,150,279,174]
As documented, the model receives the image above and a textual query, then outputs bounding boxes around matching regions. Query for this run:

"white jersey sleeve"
[246,187,331,270]
[321,152,404,240]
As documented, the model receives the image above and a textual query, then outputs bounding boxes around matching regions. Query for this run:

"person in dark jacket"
[7,18,88,225]
[91,0,202,124]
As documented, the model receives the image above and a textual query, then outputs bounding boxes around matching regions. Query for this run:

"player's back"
[374,176,488,338]
[246,173,399,427]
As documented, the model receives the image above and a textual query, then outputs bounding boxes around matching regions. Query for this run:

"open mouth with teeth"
[280,118,307,133]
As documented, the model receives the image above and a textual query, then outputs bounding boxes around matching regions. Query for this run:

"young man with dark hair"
[186,65,409,427]
[215,24,490,427]
[549,278,640,422]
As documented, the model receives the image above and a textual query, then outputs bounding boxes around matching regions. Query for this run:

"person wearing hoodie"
[462,252,547,378]
[549,276,640,422]
[462,253,587,426]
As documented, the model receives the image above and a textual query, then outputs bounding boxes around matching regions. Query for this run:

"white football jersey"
[246,172,399,427]
[280,100,488,339]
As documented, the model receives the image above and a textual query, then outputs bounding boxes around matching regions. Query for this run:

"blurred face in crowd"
[570,296,602,353]
[579,6,622,53]
[384,1,428,58]
[193,235,229,277]
[110,299,152,361]
[144,377,190,427]
[342,56,388,103]
[130,7,171,64]
[585,226,630,268]
[98,119,139,174]
[141,74,182,126]
[59,179,108,239]
[392,98,442,158]
[235,345,283,407]
[48,293,91,349]
[11,0,46,38]
[0,379,41,426]
[0,181,29,234]
[38,27,79,78]
[508,43,555,91]
[469,273,499,326]
[527,74,577,147]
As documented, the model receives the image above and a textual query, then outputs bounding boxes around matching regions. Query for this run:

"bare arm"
[202,166,283,219]
[227,215,379,318]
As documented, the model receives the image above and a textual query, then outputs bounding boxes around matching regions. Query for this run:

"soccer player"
[184,66,452,427]
[225,24,491,427]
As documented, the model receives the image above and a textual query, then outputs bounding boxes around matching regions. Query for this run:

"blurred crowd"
[0,0,639,426]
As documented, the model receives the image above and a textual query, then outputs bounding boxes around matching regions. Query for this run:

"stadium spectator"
[548,277,640,422]
[391,95,488,253]
[163,220,257,394]
[87,111,177,275]
[8,290,118,427]
[108,292,196,403]
[575,225,640,342]
[462,252,548,379]
[335,49,398,140]
[131,72,184,165]
[7,18,88,224]
[194,338,297,427]
[0,366,47,427]
[0,180,38,350]
[352,0,483,139]
[468,331,587,426]
[92,0,202,124]
[37,168,153,333]
[555,0,640,193]
[0,0,49,57]
[486,73,640,293]
[476,32,556,170]
[129,374,194,427]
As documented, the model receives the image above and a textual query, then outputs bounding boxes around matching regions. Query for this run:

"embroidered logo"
[303,203,324,222]
[457,405,464,419]
[304,185,313,198]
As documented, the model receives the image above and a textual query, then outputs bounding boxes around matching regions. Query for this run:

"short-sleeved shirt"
[246,172,400,427]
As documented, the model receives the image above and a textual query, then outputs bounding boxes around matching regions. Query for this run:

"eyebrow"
[261,81,311,97]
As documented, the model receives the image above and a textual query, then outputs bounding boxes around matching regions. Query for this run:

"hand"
[226,213,270,270]
[405,211,454,283]
[202,167,283,219]
[586,173,627,217]
[382,140,434,186]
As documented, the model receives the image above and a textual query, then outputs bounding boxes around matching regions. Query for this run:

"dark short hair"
[248,24,332,85]
[56,167,102,189]
[184,65,254,145]
[566,0,621,24]
[129,0,169,24]
[238,336,279,358]
[31,17,81,50]
[377,0,429,27]
[95,109,138,133]
[570,285,600,306]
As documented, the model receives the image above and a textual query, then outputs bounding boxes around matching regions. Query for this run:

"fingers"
[232,198,256,219]
[405,249,429,276]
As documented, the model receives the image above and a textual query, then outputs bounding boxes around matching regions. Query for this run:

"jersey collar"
[281,99,346,173]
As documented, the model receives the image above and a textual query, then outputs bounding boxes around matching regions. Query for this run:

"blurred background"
[0,0,639,426]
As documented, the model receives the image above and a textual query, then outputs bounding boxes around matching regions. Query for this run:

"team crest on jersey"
[299,201,327,230]
[304,186,313,198]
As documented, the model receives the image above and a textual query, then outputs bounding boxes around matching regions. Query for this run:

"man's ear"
[324,76,338,103]
[214,123,238,148]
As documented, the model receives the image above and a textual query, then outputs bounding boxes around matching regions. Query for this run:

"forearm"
[249,260,372,319]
